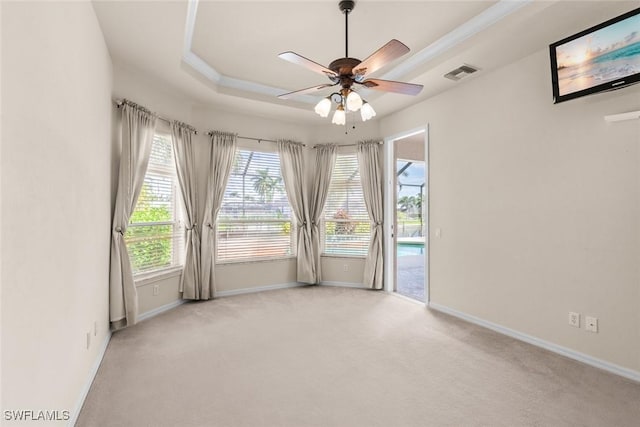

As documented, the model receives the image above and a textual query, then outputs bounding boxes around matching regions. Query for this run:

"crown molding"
[182,0,532,105]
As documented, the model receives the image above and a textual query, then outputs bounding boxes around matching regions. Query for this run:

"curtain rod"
[114,99,198,135]
[312,141,383,149]
[207,132,306,147]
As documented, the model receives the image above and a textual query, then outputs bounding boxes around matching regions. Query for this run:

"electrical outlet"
[86,332,91,349]
[568,312,580,328]
[585,316,598,333]
[153,284,159,296]
[343,264,349,272]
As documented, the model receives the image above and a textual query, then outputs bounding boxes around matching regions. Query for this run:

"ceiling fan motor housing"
[329,57,361,88]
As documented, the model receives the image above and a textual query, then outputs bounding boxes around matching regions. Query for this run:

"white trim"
[69,331,111,427]
[216,255,297,266]
[134,267,182,287]
[381,0,532,81]
[138,299,186,323]
[320,254,367,260]
[320,281,368,289]
[182,0,316,104]
[383,134,395,293]
[383,125,430,303]
[384,126,429,143]
[388,290,426,306]
[604,111,640,122]
[214,282,306,298]
[182,0,528,105]
[429,302,640,383]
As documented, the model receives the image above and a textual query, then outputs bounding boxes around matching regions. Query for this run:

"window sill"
[134,266,183,287]
[321,254,367,259]
[216,256,296,266]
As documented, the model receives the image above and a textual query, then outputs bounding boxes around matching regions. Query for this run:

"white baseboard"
[320,281,368,289]
[214,282,306,298]
[429,302,640,383]
[388,290,426,305]
[69,331,111,427]
[138,299,186,323]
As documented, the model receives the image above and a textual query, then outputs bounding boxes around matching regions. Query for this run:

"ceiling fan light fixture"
[332,104,346,125]
[360,101,376,121]
[314,97,332,117]
[346,90,363,111]
[277,1,422,126]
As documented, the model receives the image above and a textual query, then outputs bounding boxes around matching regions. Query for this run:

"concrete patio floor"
[396,254,425,302]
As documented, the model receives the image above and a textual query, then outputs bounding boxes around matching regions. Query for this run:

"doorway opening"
[396,157,425,301]
[384,127,428,303]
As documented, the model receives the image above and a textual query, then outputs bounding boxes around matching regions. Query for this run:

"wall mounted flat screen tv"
[550,7,640,104]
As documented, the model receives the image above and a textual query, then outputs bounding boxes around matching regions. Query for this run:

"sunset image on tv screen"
[556,13,640,96]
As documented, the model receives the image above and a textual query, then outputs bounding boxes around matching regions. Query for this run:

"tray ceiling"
[92,0,639,124]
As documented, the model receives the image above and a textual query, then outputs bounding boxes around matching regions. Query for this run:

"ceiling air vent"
[444,64,479,81]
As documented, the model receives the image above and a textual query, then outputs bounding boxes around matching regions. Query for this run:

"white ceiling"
[92,0,639,124]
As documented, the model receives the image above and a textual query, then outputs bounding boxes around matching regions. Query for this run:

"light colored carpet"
[77,286,640,427]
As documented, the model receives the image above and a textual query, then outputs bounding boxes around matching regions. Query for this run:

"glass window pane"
[322,154,371,255]
[218,148,295,262]
[126,134,184,274]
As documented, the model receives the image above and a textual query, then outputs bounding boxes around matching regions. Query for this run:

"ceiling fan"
[277,0,423,125]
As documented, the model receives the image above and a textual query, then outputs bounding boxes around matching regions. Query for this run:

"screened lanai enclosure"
[397,159,425,239]
[396,158,426,302]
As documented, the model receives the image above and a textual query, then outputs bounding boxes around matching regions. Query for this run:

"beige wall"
[136,272,183,316]
[1,1,113,422]
[310,119,380,146]
[321,257,366,285]
[380,48,640,372]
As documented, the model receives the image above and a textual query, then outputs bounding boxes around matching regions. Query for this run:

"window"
[125,134,184,274]
[322,153,371,256]
[217,149,295,262]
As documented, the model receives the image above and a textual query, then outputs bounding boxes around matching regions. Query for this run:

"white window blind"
[217,149,295,262]
[322,153,371,256]
[125,134,184,274]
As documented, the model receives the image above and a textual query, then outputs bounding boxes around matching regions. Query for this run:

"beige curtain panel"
[278,140,315,283]
[171,121,201,299]
[357,140,384,289]
[200,131,237,299]
[110,100,158,329]
[309,144,337,283]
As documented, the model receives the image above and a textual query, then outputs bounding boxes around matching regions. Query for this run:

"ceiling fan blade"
[278,83,337,100]
[353,39,410,79]
[278,51,338,78]
[360,79,423,96]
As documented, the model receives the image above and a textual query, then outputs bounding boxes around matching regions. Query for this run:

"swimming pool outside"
[397,242,424,257]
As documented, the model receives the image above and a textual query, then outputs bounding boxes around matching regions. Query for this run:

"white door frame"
[383,125,430,304]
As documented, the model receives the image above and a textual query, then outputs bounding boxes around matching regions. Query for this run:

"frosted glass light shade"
[332,105,346,125]
[346,90,363,111]
[361,102,376,121]
[314,97,332,117]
